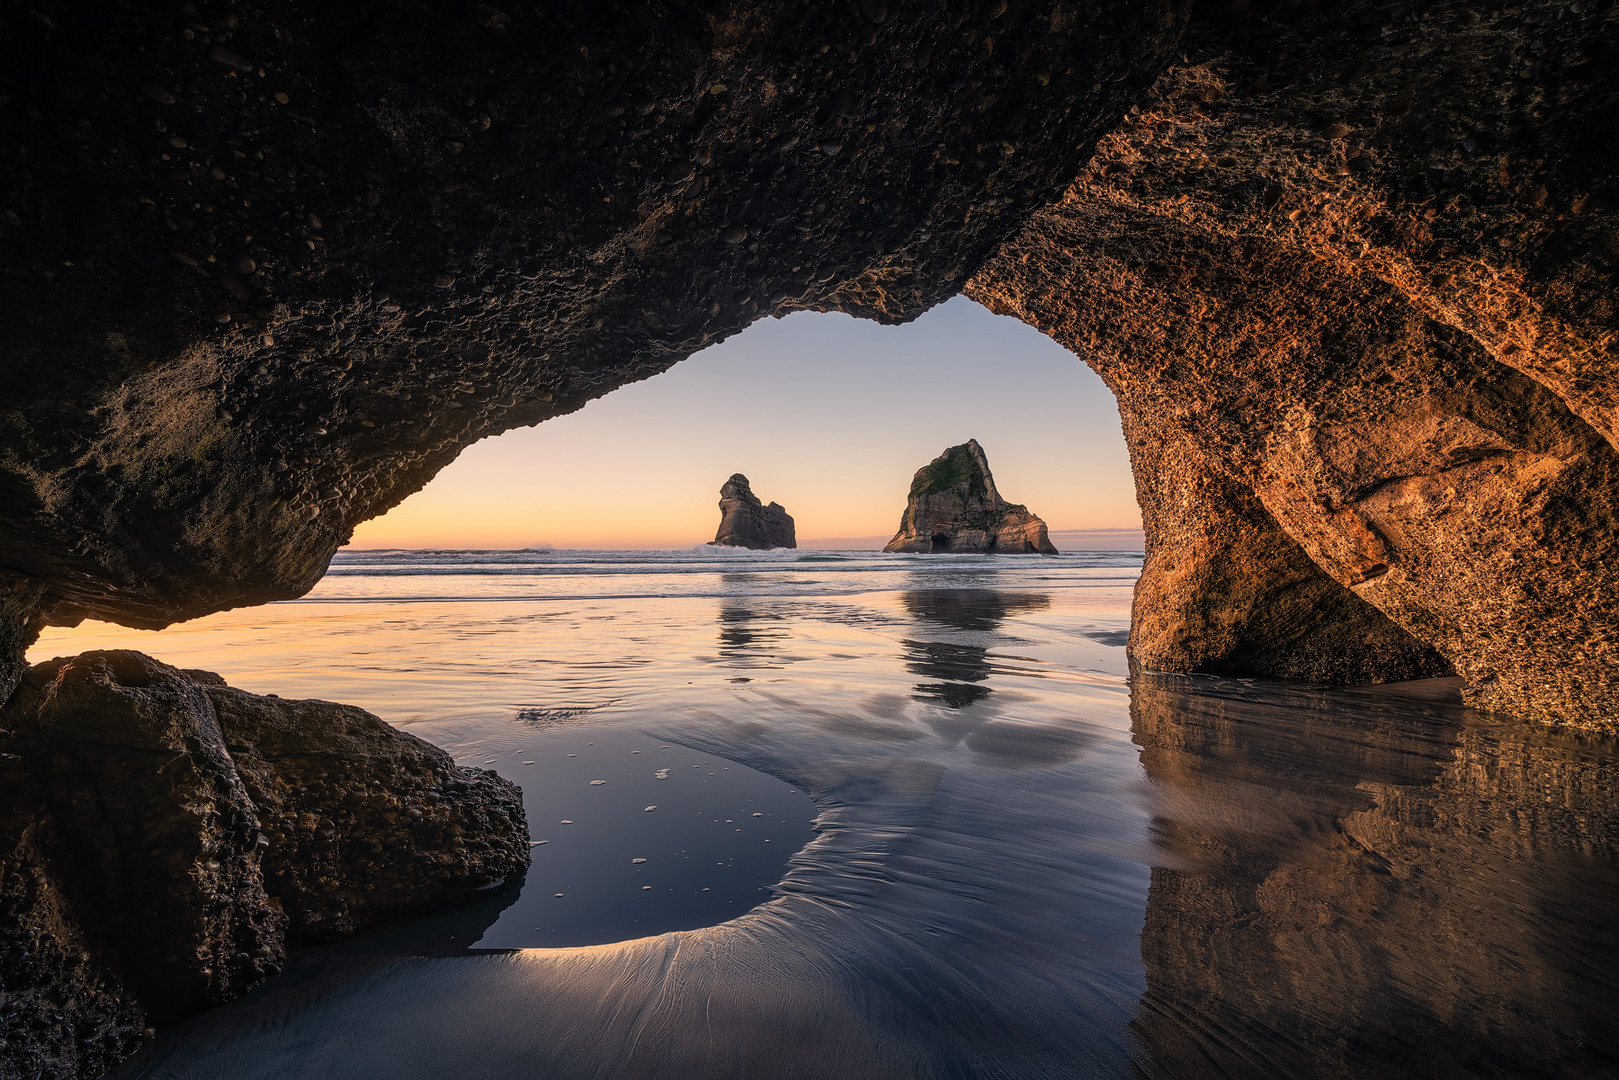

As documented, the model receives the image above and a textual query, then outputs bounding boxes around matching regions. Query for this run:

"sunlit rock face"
[968,0,1619,721]
[884,439,1058,553]
[0,651,528,1077]
[713,474,796,550]
[0,0,1185,646]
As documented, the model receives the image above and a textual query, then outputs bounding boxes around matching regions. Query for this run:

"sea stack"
[713,474,796,550]
[885,440,1058,555]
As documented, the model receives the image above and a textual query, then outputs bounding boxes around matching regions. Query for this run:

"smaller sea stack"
[712,474,796,550]
[885,440,1058,555]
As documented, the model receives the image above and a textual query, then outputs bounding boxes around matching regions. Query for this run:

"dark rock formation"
[0,1,1615,1071]
[712,474,796,550]
[0,0,1182,649]
[885,440,1057,554]
[968,1,1619,716]
[0,651,527,1078]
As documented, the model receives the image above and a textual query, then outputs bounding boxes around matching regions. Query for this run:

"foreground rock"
[0,651,528,1079]
[885,440,1057,555]
[712,474,796,550]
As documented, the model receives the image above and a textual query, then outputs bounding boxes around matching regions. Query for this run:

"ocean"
[28,548,1619,1079]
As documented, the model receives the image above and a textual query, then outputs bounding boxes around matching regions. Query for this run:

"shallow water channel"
[31,550,1619,1079]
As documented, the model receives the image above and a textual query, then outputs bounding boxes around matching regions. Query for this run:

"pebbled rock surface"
[7,651,287,1025]
[0,749,147,1080]
[0,0,1186,638]
[712,473,796,550]
[968,0,1619,719]
[885,439,1057,554]
[0,651,528,1075]
[202,674,530,942]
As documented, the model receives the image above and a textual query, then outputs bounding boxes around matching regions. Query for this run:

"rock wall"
[0,651,528,1078]
[713,473,796,549]
[884,439,1058,553]
[968,0,1619,720]
[0,0,1185,648]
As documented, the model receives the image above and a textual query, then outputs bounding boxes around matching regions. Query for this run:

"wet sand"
[32,552,1618,1079]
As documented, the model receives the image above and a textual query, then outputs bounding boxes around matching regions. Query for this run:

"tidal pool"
[31,550,1618,1079]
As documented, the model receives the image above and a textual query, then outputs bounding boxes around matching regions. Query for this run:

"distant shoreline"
[797,529,1146,552]
[342,529,1147,553]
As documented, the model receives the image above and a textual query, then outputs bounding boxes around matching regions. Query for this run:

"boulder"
[0,651,528,1075]
[712,474,796,550]
[884,440,1058,555]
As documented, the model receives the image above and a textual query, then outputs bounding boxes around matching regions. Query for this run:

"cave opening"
[930,533,953,553]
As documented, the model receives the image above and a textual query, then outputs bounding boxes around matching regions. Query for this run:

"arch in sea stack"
[0,0,1614,724]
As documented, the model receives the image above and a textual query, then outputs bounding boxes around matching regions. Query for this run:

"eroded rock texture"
[968,0,1619,720]
[0,651,528,1077]
[885,439,1058,553]
[0,0,1184,646]
[712,473,796,549]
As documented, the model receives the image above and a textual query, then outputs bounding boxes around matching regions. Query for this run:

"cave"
[931,533,953,553]
[1,0,1616,1075]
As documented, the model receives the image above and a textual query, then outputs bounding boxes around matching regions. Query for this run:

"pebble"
[644,805,657,812]
[752,813,763,818]
[554,893,564,898]
[274,92,290,105]
[142,84,177,105]
[589,779,606,786]
[631,858,646,864]
[721,224,748,244]
[642,885,652,891]
[528,840,546,847]
[560,819,573,824]
[168,136,188,149]
[654,769,670,779]
[234,256,257,275]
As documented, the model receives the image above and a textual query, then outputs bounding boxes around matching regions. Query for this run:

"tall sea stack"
[885,440,1058,555]
[712,475,796,550]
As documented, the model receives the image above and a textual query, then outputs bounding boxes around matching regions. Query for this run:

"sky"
[349,296,1140,549]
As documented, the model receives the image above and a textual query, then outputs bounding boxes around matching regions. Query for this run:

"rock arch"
[0,0,1613,723]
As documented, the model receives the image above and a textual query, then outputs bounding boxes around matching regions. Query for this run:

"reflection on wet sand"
[717,602,789,673]
[1130,673,1619,1079]
[900,589,1050,708]
[100,578,1619,1080]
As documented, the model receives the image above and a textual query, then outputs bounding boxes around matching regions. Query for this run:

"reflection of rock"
[712,475,796,550]
[718,603,788,669]
[900,590,1051,709]
[904,639,995,709]
[903,589,1052,633]
[885,441,1057,554]
[0,652,529,1076]
[1129,673,1619,1078]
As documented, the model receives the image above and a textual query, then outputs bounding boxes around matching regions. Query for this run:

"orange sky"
[349,298,1140,550]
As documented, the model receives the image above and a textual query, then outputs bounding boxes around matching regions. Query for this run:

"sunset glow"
[347,298,1139,550]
